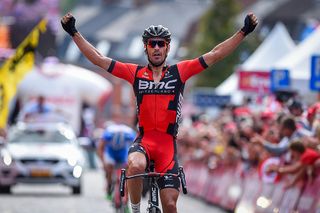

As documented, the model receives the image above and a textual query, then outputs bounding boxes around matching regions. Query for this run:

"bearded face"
[145,38,170,67]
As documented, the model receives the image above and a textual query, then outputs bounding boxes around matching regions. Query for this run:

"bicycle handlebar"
[120,166,188,197]
[125,172,179,179]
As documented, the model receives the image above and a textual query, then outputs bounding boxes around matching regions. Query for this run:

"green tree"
[189,0,258,87]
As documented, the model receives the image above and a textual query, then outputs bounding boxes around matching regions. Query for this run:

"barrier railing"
[184,161,320,212]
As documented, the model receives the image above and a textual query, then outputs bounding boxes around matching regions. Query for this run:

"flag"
[0,19,47,128]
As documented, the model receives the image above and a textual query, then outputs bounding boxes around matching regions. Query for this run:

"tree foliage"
[189,0,258,87]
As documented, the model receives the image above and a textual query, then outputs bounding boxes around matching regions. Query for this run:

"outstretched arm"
[268,161,303,175]
[61,13,112,70]
[203,13,258,66]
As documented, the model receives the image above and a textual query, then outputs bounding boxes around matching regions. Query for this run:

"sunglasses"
[147,40,167,48]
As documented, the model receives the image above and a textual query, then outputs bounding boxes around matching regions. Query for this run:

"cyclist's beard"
[146,50,168,67]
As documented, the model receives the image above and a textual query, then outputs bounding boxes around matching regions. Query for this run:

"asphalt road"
[0,169,227,213]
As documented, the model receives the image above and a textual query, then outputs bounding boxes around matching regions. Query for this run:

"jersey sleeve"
[177,56,208,82]
[106,60,137,84]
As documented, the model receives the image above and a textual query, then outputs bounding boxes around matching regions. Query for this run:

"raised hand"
[61,13,78,37]
[241,13,258,36]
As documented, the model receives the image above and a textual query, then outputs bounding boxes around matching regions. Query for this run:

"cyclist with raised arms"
[61,12,258,213]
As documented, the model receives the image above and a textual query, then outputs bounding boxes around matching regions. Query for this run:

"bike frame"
[147,163,160,212]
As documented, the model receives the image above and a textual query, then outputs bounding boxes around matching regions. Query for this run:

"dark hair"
[289,141,306,154]
[288,100,303,111]
[281,117,296,131]
[142,25,171,44]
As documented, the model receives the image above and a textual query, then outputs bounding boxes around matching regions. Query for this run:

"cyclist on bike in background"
[97,121,136,200]
[61,12,258,213]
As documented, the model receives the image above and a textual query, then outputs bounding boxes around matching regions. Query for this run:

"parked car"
[0,121,86,194]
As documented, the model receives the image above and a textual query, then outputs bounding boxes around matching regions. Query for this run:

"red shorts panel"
[140,130,176,173]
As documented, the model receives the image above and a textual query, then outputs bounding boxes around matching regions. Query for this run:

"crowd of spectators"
[177,95,320,188]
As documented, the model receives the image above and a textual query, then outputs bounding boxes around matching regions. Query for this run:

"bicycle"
[119,161,188,213]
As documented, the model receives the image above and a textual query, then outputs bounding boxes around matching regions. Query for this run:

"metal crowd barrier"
[184,161,320,213]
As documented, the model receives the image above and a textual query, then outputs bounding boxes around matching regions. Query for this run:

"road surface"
[0,169,227,213]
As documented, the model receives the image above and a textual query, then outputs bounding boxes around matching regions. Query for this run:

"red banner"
[238,71,270,93]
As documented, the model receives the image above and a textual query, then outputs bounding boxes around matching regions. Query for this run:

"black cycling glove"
[241,15,257,36]
[61,16,78,37]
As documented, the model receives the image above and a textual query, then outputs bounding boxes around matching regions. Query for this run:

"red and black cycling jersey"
[107,56,208,137]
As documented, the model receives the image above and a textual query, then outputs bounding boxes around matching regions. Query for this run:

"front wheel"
[148,206,161,213]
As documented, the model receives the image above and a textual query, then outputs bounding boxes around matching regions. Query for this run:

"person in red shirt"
[61,12,258,213]
[267,141,320,187]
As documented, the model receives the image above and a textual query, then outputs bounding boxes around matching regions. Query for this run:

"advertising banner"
[238,71,270,93]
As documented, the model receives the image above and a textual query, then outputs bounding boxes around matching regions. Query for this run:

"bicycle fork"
[148,177,161,211]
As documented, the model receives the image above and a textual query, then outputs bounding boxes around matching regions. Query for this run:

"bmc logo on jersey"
[139,79,177,90]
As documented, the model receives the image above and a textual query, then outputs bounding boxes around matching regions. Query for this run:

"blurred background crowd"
[178,96,320,181]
